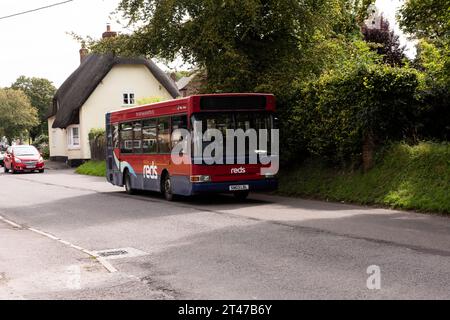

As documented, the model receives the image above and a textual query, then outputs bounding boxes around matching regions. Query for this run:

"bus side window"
[120,123,133,154]
[171,115,188,149]
[133,121,142,153]
[142,119,157,154]
[157,117,171,154]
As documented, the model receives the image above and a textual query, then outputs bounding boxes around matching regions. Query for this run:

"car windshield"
[14,146,39,156]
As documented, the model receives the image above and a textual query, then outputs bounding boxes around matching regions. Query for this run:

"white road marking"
[96,258,118,274]
[0,216,22,229]
[0,216,118,273]
[28,228,59,240]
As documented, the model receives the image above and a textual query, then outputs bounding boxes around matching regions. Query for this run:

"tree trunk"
[362,131,375,172]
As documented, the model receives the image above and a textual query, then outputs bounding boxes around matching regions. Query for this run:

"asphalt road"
[0,168,449,300]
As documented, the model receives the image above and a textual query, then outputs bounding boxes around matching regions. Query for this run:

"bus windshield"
[191,112,274,135]
[191,112,275,158]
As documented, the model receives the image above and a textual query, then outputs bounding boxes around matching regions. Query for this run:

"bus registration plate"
[229,185,250,191]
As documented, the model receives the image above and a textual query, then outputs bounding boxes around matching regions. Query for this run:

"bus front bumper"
[190,178,278,195]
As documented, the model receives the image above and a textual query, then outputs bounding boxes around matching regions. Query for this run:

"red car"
[3,145,45,174]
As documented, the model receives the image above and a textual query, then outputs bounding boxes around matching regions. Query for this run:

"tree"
[10,76,56,141]
[413,40,450,140]
[398,0,449,141]
[362,17,406,66]
[398,0,450,41]
[291,62,420,169]
[0,88,39,145]
[86,0,373,96]
[398,0,450,88]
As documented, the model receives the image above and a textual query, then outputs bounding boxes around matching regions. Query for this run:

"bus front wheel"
[124,172,136,195]
[162,174,174,201]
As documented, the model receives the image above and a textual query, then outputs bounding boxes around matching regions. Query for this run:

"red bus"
[106,93,278,200]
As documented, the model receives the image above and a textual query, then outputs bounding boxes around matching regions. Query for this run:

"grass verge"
[75,160,106,177]
[277,142,450,214]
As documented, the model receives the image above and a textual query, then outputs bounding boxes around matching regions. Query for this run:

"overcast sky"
[0,0,413,89]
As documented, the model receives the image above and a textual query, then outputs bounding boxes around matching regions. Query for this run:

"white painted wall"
[50,64,175,160]
[48,116,68,158]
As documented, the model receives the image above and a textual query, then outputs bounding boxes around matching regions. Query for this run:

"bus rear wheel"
[124,172,136,195]
[162,174,174,201]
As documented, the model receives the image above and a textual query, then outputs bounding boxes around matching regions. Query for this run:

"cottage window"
[123,93,135,105]
[68,125,80,149]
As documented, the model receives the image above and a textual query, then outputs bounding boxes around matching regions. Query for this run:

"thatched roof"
[49,54,180,129]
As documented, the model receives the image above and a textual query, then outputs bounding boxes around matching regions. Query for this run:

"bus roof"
[107,93,275,115]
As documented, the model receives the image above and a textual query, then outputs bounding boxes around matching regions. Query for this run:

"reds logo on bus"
[143,162,158,180]
[231,167,246,174]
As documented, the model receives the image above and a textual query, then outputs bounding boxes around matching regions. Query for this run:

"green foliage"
[399,0,450,89]
[415,40,448,87]
[86,0,373,95]
[33,134,49,146]
[278,142,450,214]
[136,96,162,105]
[40,145,50,160]
[88,128,106,141]
[398,0,450,41]
[413,40,450,140]
[175,71,191,80]
[290,63,420,165]
[10,76,56,140]
[75,161,107,177]
[0,88,39,144]
[32,134,50,159]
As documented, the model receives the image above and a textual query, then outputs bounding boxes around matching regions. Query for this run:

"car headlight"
[15,158,22,163]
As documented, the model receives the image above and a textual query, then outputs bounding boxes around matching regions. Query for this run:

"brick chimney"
[79,41,88,64]
[102,24,117,39]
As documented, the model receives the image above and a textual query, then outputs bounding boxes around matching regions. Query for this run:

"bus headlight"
[263,173,276,179]
[190,175,211,183]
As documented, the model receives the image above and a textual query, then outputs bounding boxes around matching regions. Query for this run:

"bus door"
[106,121,121,185]
[142,118,159,191]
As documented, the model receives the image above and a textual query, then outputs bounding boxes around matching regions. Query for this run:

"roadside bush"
[33,134,48,146]
[290,64,421,168]
[32,134,49,159]
[75,160,106,177]
[413,40,450,140]
[40,145,50,159]
[278,141,450,214]
[88,128,105,141]
[89,128,106,161]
